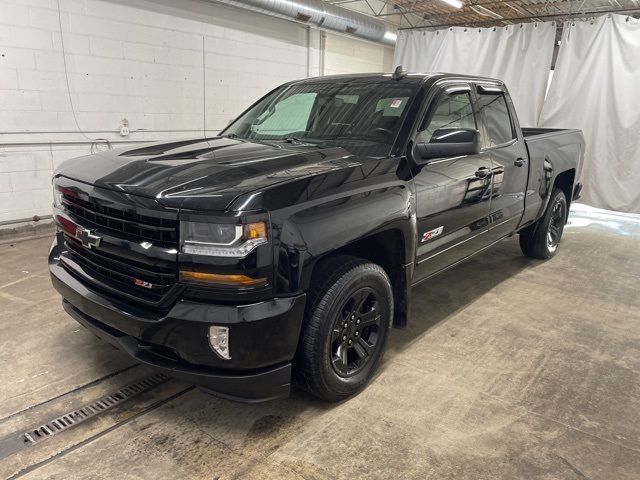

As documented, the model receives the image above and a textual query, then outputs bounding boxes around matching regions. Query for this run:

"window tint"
[418,92,475,143]
[223,82,420,156]
[477,93,515,146]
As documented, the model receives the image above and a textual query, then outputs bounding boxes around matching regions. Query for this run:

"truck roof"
[289,72,504,86]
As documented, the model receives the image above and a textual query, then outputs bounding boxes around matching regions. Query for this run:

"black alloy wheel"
[519,187,568,259]
[330,288,383,378]
[546,196,566,254]
[295,255,393,401]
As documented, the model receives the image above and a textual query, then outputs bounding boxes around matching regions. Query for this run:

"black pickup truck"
[49,71,584,402]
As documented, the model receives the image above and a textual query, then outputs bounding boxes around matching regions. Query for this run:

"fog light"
[208,326,231,360]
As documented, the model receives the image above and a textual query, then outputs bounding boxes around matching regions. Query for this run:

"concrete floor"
[0,205,639,479]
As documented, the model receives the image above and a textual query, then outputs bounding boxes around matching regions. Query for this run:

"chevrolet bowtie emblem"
[75,226,102,249]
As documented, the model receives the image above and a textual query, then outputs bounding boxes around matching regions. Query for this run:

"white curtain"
[394,23,556,126]
[540,15,640,213]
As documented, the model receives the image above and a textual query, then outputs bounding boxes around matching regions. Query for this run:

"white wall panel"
[540,15,640,213]
[0,0,392,224]
[324,32,394,75]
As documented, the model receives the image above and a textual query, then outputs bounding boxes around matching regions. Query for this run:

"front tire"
[519,188,568,259]
[295,256,393,401]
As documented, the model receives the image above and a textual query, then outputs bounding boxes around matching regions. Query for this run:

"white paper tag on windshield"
[390,99,402,108]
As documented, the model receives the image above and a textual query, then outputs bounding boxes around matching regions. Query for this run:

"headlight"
[180,220,268,258]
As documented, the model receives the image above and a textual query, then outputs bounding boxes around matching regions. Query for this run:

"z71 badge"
[421,226,444,242]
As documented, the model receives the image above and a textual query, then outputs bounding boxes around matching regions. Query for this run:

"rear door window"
[477,93,515,146]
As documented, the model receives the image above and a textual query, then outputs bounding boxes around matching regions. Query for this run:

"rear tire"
[519,188,568,259]
[295,255,393,401]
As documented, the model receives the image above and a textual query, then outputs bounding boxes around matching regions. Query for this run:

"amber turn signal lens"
[244,221,267,240]
[180,271,267,286]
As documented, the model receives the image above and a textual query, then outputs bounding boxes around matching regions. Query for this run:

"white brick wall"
[325,32,395,76]
[0,0,393,223]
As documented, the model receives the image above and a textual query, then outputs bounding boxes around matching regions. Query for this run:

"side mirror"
[412,128,481,163]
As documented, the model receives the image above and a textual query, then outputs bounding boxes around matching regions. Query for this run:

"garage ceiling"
[327,0,640,29]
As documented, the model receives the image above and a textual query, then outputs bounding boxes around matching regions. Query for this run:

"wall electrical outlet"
[119,118,130,137]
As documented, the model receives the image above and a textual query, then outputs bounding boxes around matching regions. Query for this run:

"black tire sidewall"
[519,188,568,260]
[312,264,392,399]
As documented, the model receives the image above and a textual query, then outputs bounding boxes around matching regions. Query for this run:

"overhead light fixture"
[384,31,398,42]
[439,0,463,8]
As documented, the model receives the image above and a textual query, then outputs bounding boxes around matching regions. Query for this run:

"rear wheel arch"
[540,155,576,219]
[552,168,576,213]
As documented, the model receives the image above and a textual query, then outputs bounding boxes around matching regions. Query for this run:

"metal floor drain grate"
[22,373,169,445]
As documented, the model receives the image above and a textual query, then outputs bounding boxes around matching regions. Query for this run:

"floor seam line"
[481,392,640,455]
[388,359,640,455]
[7,386,194,480]
[0,364,140,425]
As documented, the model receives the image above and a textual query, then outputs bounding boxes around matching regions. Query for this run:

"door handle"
[514,158,526,167]
[475,167,492,179]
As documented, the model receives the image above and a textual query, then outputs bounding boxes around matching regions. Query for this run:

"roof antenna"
[392,65,407,80]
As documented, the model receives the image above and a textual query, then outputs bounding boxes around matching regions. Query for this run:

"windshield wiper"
[281,137,304,144]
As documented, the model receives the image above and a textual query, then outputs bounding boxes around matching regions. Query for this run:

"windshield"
[221,82,419,157]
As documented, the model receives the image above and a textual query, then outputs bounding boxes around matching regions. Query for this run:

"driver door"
[412,83,495,282]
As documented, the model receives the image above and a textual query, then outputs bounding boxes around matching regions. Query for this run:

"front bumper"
[50,259,306,403]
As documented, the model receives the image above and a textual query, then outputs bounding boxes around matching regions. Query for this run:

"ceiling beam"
[375,0,628,19]
[399,6,640,29]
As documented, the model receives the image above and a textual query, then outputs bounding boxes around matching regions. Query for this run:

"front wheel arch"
[303,228,411,328]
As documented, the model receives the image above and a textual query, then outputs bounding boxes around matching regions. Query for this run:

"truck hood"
[55,137,357,211]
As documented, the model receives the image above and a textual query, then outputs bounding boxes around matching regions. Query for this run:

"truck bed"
[520,127,585,224]
[522,127,584,184]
